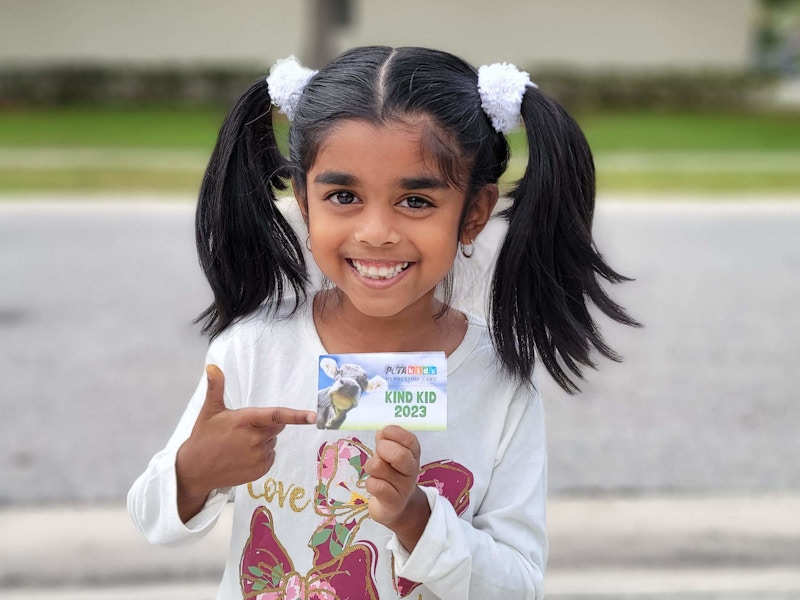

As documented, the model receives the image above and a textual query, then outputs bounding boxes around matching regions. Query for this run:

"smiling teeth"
[352,260,409,279]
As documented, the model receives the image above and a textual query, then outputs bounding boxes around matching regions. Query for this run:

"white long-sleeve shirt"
[128,299,547,599]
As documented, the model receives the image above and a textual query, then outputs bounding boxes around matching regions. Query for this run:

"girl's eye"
[399,196,432,209]
[328,191,360,205]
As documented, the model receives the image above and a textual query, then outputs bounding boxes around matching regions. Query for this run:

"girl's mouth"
[348,259,411,280]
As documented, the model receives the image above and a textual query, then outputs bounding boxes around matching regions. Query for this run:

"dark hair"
[195,45,638,393]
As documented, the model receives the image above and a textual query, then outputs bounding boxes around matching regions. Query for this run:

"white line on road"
[3,569,800,600]
[0,582,219,600]
[546,567,800,596]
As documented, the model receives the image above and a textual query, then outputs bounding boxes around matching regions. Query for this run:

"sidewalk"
[2,494,799,598]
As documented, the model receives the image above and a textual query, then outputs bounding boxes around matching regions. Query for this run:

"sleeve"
[126,334,242,547]
[387,386,547,600]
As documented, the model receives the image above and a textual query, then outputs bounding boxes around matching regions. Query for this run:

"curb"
[2,494,799,590]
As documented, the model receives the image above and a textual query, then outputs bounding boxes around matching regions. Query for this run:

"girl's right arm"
[128,348,315,546]
[127,367,224,547]
[174,365,315,522]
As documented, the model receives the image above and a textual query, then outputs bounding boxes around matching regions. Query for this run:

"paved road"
[1,197,799,504]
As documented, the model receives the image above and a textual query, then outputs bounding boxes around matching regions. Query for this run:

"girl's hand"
[175,364,316,522]
[364,426,431,551]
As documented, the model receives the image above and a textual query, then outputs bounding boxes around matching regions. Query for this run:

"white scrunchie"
[477,63,537,134]
[266,55,318,121]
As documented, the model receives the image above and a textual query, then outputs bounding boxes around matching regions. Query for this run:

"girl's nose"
[353,203,401,246]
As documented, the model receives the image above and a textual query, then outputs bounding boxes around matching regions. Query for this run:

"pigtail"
[490,88,639,393]
[195,80,307,339]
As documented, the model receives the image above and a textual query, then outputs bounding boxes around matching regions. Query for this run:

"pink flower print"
[307,579,336,600]
[252,573,337,600]
[394,459,474,597]
[241,506,379,600]
[283,574,303,599]
[315,438,371,527]
[253,574,305,600]
[318,448,337,481]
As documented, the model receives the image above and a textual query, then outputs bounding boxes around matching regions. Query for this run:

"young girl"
[129,46,636,600]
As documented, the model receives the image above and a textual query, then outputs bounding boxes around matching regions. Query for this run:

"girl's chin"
[338,290,437,321]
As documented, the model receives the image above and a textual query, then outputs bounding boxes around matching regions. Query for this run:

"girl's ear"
[460,183,499,244]
[292,177,309,223]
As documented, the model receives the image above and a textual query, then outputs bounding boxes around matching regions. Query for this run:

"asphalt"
[2,196,799,598]
[2,494,800,598]
[3,197,800,504]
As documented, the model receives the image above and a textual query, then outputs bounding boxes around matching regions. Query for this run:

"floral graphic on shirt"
[240,506,379,600]
[240,437,474,599]
[314,437,372,548]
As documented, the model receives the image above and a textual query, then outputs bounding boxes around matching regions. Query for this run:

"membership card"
[316,352,447,431]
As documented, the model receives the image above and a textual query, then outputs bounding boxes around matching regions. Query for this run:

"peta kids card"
[316,352,447,431]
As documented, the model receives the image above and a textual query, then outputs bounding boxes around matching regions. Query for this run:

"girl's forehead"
[315,118,428,155]
[310,117,466,186]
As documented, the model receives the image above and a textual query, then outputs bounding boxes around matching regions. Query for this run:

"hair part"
[288,46,508,203]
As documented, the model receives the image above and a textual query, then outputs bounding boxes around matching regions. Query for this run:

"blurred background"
[1,1,799,599]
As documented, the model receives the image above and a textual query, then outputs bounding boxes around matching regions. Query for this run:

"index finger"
[248,407,317,428]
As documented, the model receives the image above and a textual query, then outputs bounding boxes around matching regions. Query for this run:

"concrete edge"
[2,494,799,588]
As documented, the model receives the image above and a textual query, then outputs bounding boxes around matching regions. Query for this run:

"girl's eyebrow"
[313,171,358,186]
[313,172,449,190]
[399,175,449,190]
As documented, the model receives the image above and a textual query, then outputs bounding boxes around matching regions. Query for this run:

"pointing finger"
[248,407,317,428]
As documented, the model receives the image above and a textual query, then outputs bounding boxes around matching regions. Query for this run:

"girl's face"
[299,118,494,320]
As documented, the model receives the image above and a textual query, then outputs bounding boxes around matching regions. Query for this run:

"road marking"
[546,567,800,596]
[3,570,799,600]
[0,582,219,600]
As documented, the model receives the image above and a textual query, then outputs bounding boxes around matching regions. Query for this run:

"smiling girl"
[129,46,637,600]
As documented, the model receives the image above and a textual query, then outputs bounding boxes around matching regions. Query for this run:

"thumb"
[201,364,227,416]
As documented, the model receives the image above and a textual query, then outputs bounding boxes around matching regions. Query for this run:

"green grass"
[1,107,799,195]
[577,111,800,152]
[0,107,226,148]
[505,111,800,194]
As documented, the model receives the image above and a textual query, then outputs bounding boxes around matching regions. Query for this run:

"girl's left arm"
[388,388,548,600]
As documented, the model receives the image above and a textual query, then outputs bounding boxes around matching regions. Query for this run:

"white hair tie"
[477,63,538,134]
[266,55,318,121]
